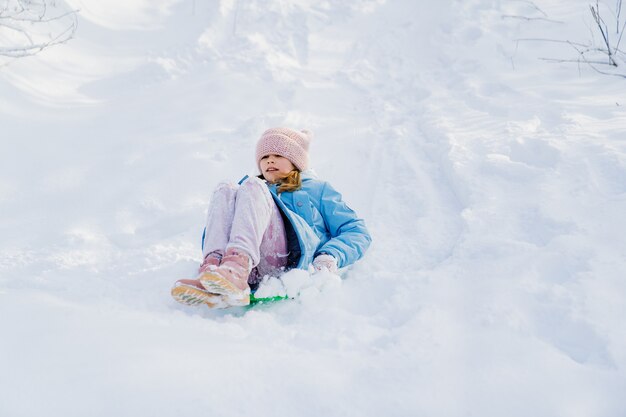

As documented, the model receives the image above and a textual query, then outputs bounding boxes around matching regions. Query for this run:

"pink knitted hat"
[256,127,312,171]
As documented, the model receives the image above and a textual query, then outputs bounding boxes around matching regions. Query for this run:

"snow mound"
[254,269,343,300]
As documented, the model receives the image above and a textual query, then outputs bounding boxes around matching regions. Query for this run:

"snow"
[1,0,626,416]
[253,268,343,299]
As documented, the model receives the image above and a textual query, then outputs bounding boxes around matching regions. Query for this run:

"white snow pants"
[202,177,289,284]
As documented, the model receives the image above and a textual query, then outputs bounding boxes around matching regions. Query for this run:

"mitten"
[312,254,338,274]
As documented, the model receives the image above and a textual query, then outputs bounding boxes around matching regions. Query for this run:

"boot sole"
[171,284,228,308]
[198,271,250,305]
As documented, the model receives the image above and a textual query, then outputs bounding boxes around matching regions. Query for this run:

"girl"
[171,127,371,308]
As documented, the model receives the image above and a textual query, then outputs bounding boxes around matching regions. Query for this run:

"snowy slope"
[1,0,626,416]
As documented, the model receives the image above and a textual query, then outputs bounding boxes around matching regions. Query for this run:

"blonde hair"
[276,170,302,194]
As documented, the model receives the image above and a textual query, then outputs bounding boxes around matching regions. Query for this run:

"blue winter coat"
[265,173,371,270]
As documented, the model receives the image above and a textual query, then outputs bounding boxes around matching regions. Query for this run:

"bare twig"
[502,15,564,24]
[509,1,626,77]
[617,0,622,33]
[569,37,626,77]
[539,57,616,65]
[590,1,617,65]
[616,17,626,51]
[580,53,626,77]
[0,9,76,24]
[0,0,78,60]
[515,38,590,48]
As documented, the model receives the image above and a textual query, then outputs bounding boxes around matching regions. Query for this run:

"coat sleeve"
[315,182,372,268]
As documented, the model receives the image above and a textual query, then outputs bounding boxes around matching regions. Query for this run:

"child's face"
[260,154,296,183]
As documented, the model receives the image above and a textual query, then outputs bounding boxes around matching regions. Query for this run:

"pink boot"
[198,248,251,305]
[172,251,221,297]
[198,251,222,274]
[171,251,226,308]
